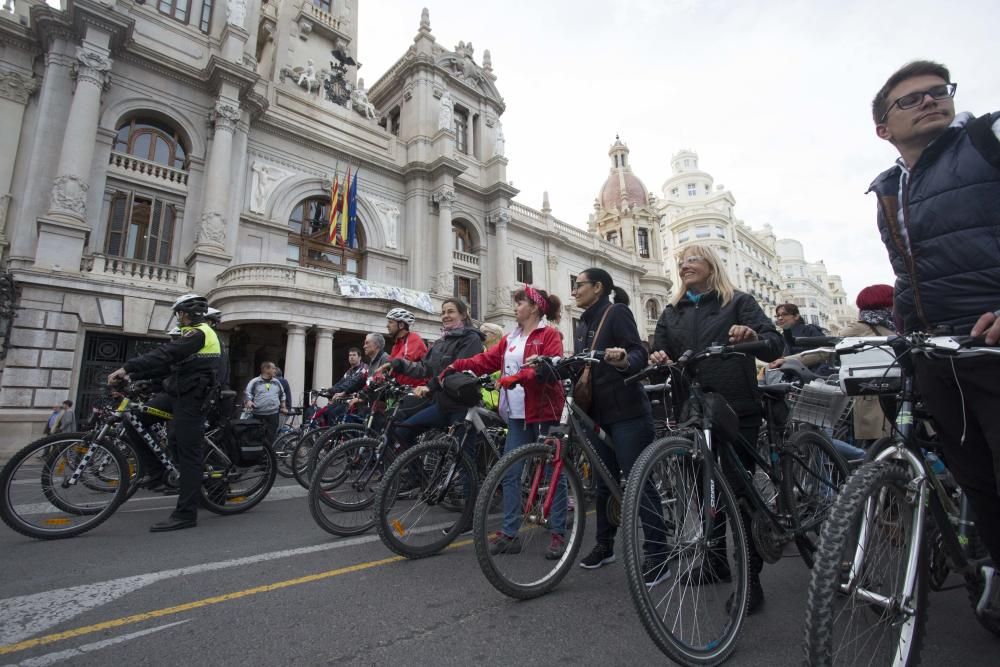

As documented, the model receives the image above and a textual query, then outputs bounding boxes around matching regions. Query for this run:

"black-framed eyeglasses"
[571,280,596,292]
[879,83,957,123]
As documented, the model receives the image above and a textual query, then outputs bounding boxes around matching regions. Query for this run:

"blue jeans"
[822,427,865,461]
[501,419,565,538]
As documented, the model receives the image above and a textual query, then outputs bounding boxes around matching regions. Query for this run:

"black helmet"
[172,293,209,316]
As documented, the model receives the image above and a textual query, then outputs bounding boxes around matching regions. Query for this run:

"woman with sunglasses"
[649,244,783,613]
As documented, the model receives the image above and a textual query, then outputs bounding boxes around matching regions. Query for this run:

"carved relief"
[494,120,505,157]
[434,270,453,296]
[0,70,40,104]
[431,189,456,206]
[50,175,88,216]
[250,162,294,213]
[438,91,453,130]
[196,212,226,246]
[226,0,247,27]
[374,200,400,249]
[211,99,241,131]
[351,78,378,121]
[73,48,112,90]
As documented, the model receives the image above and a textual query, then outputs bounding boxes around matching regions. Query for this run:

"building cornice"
[71,0,135,54]
[29,5,77,50]
[0,9,38,52]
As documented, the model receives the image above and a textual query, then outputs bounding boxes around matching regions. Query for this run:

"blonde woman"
[649,244,783,614]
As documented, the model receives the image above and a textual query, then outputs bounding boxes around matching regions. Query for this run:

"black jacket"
[332,364,367,394]
[124,324,219,394]
[653,290,782,417]
[869,112,1000,334]
[782,320,826,355]
[573,298,651,425]
[392,325,485,399]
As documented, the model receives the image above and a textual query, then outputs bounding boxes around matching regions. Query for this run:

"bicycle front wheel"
[272,430,301,478]
[200,443,277,515]
[308,436,385,536]
[291,426,333,489]
[473,441,585,599]
[375,437,477,559]
[622,436,749,666]
[780,429,851,568]
[804,461,927,666]
[0,433,129,539]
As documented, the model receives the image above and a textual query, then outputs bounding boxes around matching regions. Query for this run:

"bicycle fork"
[523,436,565,527]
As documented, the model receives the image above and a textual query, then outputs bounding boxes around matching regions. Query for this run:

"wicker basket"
[787,380,853,430]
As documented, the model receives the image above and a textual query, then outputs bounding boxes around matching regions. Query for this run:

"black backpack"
[227,417,269,466]
[437,372,482,413]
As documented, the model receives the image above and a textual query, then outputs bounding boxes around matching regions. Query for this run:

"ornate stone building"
[776,238,852,333]
[0,1,669,455]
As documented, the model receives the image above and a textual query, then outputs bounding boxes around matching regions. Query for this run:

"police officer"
[108,293,221,532]
[205,307,230,389]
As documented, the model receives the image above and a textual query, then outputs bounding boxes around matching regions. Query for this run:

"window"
[569,273,577,292]
[645,300,659,321]
[637,228,650,258]
[287,197,363,275]
[705,184,710,193]
[695,225,710,238]
[677,229,689,243]
[453,224,473,253]
[199,0,213,32]
[312,0,331,11]
[454,275,480,319]
[158,0,191,23]
[685,159,692,167]
[715,225,725,238]
[105,191,176,265]
[687,183,697,196]
[606,231,619,245]
[389,108,400,137]
[114,119,188,170]
[516,258,533,284]
[670,187,678,197]
[454,108,469,154]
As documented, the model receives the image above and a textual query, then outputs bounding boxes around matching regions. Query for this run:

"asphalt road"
[1,479,997,666]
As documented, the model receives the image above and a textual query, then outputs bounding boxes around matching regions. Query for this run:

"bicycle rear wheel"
[473,441,585,599]
[272,430,300,478]
[0,434,128,539]
[304,423,369,487]
[291,427,333,489]
[200,443,277,515]
[622,436,748,666]
[308,436,385,536]
[780,429,851,568]
[375,437,477,559]
[804,461,927,666]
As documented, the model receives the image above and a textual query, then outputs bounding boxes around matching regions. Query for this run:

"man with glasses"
[869,60,1000,624]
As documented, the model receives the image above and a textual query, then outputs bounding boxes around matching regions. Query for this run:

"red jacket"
[450,324,564,424]
[390,332,428,387]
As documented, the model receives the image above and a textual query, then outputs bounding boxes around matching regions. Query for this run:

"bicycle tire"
[622,436,749,666]
[304,423,370,486]
[780,429,851,568]
[374,437,477,559]
[308,436,386,536]
[272,430,301,478]
[804,461,928,666]
[200,443,277,515]
[291,427,334,489]
[473,441,585,599]
[0,434,129,539]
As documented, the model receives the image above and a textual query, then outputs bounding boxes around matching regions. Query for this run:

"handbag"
[574,306,612,413]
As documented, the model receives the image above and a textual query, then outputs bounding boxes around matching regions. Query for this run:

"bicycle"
[374,373,505,559]
[622,341,850,665]
[803,333,1000,666]
[0,381,276,539]
[468,351,649,600]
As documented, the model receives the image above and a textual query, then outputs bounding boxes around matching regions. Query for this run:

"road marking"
[0,518,462,646]
[0,540,473,657]
[1,621,190,667]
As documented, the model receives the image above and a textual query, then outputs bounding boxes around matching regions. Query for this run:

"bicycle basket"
[787,380,852,430]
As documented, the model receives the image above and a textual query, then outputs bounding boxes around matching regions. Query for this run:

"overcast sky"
[359,0,998,303]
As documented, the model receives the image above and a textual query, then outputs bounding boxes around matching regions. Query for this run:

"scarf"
[859,308,896,331]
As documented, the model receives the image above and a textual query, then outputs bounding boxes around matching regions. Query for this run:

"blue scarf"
[686,290,703,304]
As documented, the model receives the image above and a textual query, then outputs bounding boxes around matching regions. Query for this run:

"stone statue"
[438,91,453,131]
[250,162,293,213]
[375,201,400,249]
[420,7,430,31]
[494,120,505,157]
[351,77,378,121]
[226,0,246,27]
[297,59,318,90]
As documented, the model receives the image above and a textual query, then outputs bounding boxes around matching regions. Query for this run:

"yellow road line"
[0,538,474,656]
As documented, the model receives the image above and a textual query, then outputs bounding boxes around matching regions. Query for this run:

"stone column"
[0,70,39,244]
[492,209,513,310]
[186,98,240,293]
[34,46,112,272]
[283,323,308,409]
[312,327,335,399]
[432,188,456,296]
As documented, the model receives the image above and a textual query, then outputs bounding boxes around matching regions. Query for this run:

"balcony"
[453,250,480,267]
[297,3,352,46]
[81,254,192,288]
[107,152,188,195]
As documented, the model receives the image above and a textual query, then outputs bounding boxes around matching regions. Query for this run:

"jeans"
[500,419,564,538]
[589,414,665,557]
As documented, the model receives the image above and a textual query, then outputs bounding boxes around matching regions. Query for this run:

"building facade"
[0,1,670,456]
[776,238,852,333]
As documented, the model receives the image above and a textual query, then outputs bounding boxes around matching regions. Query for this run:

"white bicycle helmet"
[171,293,209,316]
[205,307,222,324]
[385,308,416,325]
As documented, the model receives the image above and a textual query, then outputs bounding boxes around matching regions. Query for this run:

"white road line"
[0,515,462,645]
[1,620,190,667]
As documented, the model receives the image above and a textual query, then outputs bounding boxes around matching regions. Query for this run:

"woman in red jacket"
[450,284,566,559]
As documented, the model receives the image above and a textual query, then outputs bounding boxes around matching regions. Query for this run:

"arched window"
[287,197,364,276]
[453,223,473,253]
[645,299,659,321]
[113,118,188,170]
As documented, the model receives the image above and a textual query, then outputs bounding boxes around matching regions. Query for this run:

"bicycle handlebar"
[625,340,774,384]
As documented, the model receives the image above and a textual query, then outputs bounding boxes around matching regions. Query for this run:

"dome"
[600,171,649,211]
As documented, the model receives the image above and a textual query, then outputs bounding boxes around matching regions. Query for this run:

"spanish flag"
[327,171,340,244]
[337,166,351,247]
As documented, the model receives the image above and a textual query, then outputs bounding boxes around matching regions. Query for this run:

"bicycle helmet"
[205,307,223,324]
[385,308,416,325]
[172,293,209,316]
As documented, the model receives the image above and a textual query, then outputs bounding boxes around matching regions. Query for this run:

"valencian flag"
[336,166,351,247]
[327,168,341,244]
[347,168,359,248]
